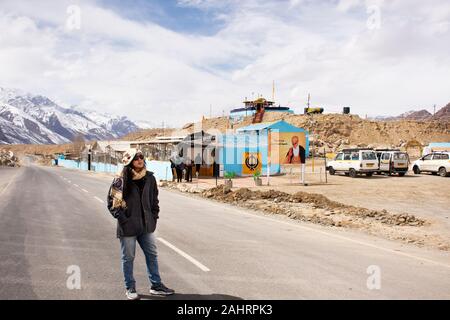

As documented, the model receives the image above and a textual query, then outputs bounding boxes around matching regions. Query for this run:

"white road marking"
[73,184,79,187]
[82,189,88,193]
[157,237,210,272]
[67,180,71,183]
[0,170,21,197]
[94,196,104,204]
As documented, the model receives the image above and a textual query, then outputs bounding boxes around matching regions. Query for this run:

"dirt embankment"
[179,185,449,251]
[203,186,425,227]
[0,149,20,167]
[0,143,73,156]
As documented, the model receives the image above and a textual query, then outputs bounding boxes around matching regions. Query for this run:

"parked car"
[412,152,450,177]
[327,149,379,178]
[375,149,409,176]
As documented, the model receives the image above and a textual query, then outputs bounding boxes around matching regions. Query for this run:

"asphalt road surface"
[0,165,449,299]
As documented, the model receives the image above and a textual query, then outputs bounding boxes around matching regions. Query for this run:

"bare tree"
[71,134,85,159]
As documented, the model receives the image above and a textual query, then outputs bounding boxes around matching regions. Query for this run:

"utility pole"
[433,104,436,116]
[307,93,315,174]
[210,104,212,118]
[272,80,275,102]
[162,121,165,137]
[311,118,315,173]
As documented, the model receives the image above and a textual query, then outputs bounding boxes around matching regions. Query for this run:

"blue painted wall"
[56,159,173,181]
[428,142,450,148]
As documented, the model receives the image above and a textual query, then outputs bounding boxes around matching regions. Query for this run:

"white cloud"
[337,0,363,12]
[0,0,449,127]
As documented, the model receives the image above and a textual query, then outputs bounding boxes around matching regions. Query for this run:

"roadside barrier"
[56,159,173,181]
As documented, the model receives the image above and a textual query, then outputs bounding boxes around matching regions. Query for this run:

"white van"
[412,152,450,177]
[375,150,409,176]
[327,149,379,178]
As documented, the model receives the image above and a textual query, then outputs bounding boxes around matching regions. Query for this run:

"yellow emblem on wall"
[242,152,262,174]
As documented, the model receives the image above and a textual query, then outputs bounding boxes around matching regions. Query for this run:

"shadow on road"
[138,293,243,300]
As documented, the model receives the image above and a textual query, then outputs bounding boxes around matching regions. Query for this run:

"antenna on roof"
[307,93,311,108]
[272,80,275,102]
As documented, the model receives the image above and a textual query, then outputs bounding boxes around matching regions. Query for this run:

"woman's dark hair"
[122,159,146,199]
[122,165,133,199]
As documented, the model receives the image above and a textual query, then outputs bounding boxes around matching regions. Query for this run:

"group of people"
[169,153,202,183]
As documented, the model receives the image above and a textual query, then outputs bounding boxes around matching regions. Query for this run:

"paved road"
[0,165,449,299]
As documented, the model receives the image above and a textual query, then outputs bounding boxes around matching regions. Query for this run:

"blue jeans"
[120,232,162,290]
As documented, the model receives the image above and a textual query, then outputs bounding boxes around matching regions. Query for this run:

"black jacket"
[107,171,160,238]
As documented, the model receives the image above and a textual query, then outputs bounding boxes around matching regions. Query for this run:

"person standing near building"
[171,152,184,183]
[169,158,176,182]
[107,148,174,300]
[176,162,184,182]
[194,153,202,177]
[185,155,193,182]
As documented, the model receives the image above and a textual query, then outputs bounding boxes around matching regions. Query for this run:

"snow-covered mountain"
[0,87,142,144]
[134,120,155,129]
[0,103,70,144]
[69,106,140,138]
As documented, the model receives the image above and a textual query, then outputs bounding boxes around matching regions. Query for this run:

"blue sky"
[97,0,227,35]
[0,0,449,126]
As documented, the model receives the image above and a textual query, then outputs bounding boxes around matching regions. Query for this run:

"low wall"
[56,159,173,181]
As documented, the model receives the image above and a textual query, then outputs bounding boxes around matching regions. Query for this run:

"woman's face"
[132,153,145,170]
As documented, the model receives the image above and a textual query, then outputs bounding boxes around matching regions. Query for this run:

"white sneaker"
[126,288,139,300]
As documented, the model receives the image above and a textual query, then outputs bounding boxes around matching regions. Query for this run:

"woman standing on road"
[107,148,174,300]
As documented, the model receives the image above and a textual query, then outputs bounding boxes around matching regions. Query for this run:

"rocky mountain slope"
[0,87,142,144]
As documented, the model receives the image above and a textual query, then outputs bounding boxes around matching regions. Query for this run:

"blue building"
[423,142,450,155]
[218,120,309,176]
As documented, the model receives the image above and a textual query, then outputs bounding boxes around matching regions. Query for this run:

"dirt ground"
[163,159,450,251]
[256,160,450,231]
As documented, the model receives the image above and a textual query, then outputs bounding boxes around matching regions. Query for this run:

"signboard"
[242,152,262,174]
[270,132,307,164]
